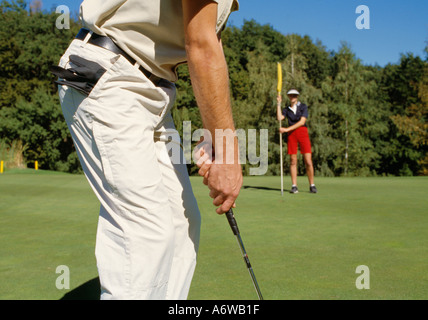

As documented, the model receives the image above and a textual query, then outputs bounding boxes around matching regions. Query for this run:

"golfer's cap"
[287,89,300,95]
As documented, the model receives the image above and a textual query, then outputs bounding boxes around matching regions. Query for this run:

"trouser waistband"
[76,28,158,84]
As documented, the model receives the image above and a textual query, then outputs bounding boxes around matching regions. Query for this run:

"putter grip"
[226,209,240,235]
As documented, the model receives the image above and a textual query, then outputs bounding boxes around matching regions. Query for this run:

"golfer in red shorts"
[277,89,317,194]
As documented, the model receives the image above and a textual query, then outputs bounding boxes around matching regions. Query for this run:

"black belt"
[76,28,155,82]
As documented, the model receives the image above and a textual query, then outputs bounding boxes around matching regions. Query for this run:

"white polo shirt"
[80,0,239,82]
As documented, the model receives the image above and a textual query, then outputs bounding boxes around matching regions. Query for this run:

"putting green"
[0,170,427,299]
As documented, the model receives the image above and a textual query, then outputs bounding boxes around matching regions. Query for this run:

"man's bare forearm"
[186,38,237,154]
[182,0,236,150]
[183,0,242,214]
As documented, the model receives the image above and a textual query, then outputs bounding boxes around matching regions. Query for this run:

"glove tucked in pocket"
[50,55,107,96]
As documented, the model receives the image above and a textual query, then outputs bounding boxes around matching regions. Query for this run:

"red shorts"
[287,126,312,155]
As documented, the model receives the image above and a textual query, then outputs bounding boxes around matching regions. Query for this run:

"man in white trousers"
[54,0,242,299]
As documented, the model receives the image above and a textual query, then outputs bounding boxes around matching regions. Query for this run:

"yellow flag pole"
[277,63,284,196]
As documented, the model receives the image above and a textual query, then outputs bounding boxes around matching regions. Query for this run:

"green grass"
[0,169,427,299]
[0,169,100,300]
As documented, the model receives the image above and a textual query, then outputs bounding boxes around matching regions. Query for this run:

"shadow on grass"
[60,277,100,300]
[243,185,286,192]
[243,185,315,194]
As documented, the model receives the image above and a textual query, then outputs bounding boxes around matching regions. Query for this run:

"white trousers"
[57,39,201,300]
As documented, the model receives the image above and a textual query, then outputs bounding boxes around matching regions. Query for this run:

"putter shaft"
[226,209,263,300]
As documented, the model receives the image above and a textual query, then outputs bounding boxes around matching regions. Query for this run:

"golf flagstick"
[277,62,284,196]
[225,209,263,300]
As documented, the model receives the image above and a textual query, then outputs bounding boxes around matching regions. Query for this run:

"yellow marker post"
[35,161,38,171]
[277,63,284,196]
[1,160,3,174]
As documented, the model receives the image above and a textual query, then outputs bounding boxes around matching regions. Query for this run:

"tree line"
[1,0,427,176]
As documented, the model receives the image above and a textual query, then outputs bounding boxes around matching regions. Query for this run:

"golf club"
[225,209,263,300]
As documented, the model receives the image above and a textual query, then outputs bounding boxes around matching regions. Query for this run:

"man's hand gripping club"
[194,135,242,214]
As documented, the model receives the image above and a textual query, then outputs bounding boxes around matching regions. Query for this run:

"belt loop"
[80,30,93,47]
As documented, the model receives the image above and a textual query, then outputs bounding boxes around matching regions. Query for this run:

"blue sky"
[41,0,427,66]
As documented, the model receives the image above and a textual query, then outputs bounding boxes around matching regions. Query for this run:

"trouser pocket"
[50,55,107,96]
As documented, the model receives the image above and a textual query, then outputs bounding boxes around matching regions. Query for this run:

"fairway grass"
[0,170,427,300]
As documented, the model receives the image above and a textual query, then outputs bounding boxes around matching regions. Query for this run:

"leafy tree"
[0,88,80,172]
[0,0,81,171]
[322,43,385,176]
[390,64,428,175]
[379,53,426,175]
